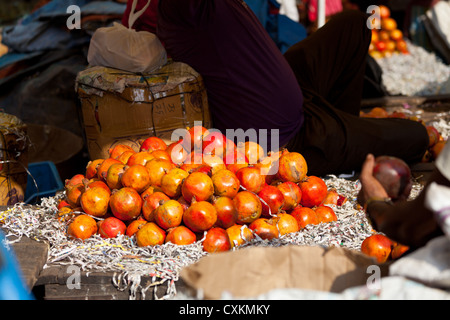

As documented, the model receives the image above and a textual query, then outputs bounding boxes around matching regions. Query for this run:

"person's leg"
[284,9,371,116]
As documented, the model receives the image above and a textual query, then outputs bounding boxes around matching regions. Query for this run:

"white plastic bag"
[87,0,167,73]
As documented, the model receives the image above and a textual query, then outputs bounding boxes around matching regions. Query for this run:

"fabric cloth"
[284,10,429,176]
[157,0,304,150]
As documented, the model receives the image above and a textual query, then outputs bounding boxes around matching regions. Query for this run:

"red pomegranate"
[154,199,184,230]
[202,131,228,157]
[277,151,308,182]
[249,217,280,240]
[299,176,328,208]
[98,216,127,238]
[290,206,319,229]
[181,171,214,203]
[183,200,217,232]
[212,196,238,229]
[165,226,197,245]
[65,174,85,191]
[202,227,232,253]
[211,169,240,198]
[361,234,393,263]
[258,184,285,217]
[109,187,142,221]
[322,188,347,206]
[233,191,262,224]
[373,156,413,201]
[235,166,265,193]
[315,205,337,223]
[276,181,302,210]
[142,191,170,222]
[120,164,151,193]
[139,136,167,152]
[184,125,209,151]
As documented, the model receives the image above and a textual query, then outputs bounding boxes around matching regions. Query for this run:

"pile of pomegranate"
[58,125,348,254]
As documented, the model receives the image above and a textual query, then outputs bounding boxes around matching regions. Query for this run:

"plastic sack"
[87,0,167,73]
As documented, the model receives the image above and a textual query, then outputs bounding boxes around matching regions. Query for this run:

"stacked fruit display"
[369,5,409,59]
[58,125,347,254]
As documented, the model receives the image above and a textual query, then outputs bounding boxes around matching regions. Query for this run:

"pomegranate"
[240,141,265,164]
[322,188,347,206]
[183,200,217,232]
[203,227,232,253]
[235,166,265,193]
[223,146,248,166]
[105,163,126,190]
[201,153,226,175]
[258,184,285,217]
[140,136,167,152]
[166,140,189,165]
[426,126,440,147]
[211,169,240,198]
[125,219,147,237]
[135,222,166,247]
[249,217,280,240]
[65,174,85,190]
[145,158,176,187]
[154,199,184,230]
[254,150,282,184]
[276,181,302,210]
[142,191,170,222]
[116,150,135,164]
[226,224,254,248]
[314,205,337,223]
[85,159,103,180]
[226,162,249,175]
[85,179,111,195]
[191,164,212,176]
[212,196,238,229]
[141,185,162,201]
[98,216,127,238]
[66,183,84,208]
[361,234,393,263]
[299,176,328,208]
[108,144,135,159]
[110,187,142,221]
[233,191,262,224]
[57,199,71,210]
[390,242,410,260]
[184,125,209,152]
[165,226,197,245]
[57,206,75,222]
[80,184,110,218]
[202,131,227,157]
[290,206,319,229]
[67,214,98,240]
[431,141,446,159]
[160,168,189,198]
[277,152,308,182]
[276,213,299,235]
[126,151,155,166]
[150,149,171,161]
[97,158,122,181]
[120,164,151,193]
[373,156,413,201]
[181,171,214,203]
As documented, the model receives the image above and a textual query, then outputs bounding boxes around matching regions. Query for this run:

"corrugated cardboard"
[180,245,388,299]
[76,61,211,160]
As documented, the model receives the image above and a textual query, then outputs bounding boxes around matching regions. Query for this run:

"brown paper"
[180,245,385,299]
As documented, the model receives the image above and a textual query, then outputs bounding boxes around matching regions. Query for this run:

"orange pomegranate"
[235,166,265,193]
[109,187,142,221]
[66,183,85,208]
[276,181,302,210]
[109,144,135,159]
[154,199,184,230]
[126,151,155,166]
[140,136,167,152]
[315,205,337,223]
[97,158,122,181]
[145,158,176,187]
[166,140,189,165]
[249,217,279,240]
[165,226,197,245]
[233,191,262,224]
[85,159,104,180]
[105,163,126,190]
[212,196,238,229]
[211,169,240,198]
[116,150,135,164]
[65,174,85,191]
[181,171,214,203]
[277,151,308,183]
[120,164,151,193]
[240,141,265,164]
[184,125,209,151]
[125,219,148,237]
[160,168,189,198]
[80,184,110,218]
[135,222,166,247]
[361,234,393,263]
[183,200,217,232]
[67,214,98,240]
[226,224,254,248]
[276,213,299,235]
[142,191,170,221]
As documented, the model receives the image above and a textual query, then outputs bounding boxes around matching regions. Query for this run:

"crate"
[25,161,64,204]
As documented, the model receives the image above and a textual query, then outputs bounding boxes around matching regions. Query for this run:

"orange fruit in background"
[396,39,408,53]
[385,40,396,52]
[135,222,166,247]
[371,29,379,43]
[379,5,390,19]
[361,234,393,264]
[431,140,446,159]
[67,214,98,240]
[390,29,403,41]
[375,41,387,52]
[381,18,397,31]
[226,224,254,248]
[378,30,390,42]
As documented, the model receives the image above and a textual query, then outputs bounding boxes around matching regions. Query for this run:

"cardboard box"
[180,245,388,299]
[76,61,211,160]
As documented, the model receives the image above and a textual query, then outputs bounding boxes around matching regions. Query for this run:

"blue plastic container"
[24,161,64,204]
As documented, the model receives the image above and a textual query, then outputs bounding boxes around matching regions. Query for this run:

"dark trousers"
[284,10,429,177]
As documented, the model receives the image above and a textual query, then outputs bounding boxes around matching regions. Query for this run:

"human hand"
[357,153,389,207]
